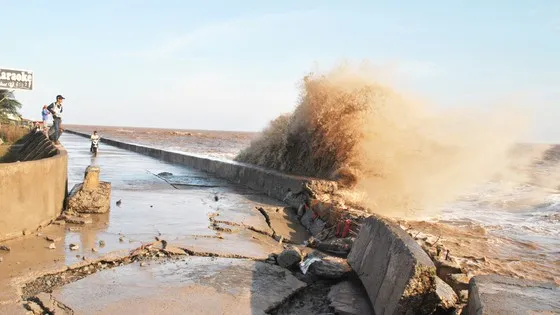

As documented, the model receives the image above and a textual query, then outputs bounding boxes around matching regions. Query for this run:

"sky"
[2,1,559,141]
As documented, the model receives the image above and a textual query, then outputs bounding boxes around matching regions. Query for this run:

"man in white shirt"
[47,95,64,144]
[90,131,100,153]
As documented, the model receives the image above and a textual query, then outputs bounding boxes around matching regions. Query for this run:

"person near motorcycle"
[90,131,100,153]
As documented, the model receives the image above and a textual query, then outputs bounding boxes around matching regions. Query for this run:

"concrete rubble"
[66,165,111,214]
[348,215,438,315]
[307,254,352,280]
[276,247,303,269]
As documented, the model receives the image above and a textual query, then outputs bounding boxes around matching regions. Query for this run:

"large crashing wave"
[236,65,532,217]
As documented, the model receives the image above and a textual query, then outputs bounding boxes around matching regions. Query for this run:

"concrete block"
[467,274,560,315]
[67,166,111,214]
[348,215,437,315]
[83,165,100,191]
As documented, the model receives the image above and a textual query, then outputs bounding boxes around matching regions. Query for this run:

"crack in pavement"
[207,210,296,245]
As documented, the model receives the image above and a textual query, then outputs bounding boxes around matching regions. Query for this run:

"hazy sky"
[3,1,559,141]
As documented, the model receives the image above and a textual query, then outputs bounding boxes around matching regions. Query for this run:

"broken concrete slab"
[433,276,458,312]
[448,273,470,293]
[51,257,306,315]
[308,254,352,280]
[67,182,111,214]
[328,280,374,315]
[67,166,111,214]
[348,215,437,315]
[467,274,560,315]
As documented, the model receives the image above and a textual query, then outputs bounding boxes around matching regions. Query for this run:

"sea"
[65,125,560,285]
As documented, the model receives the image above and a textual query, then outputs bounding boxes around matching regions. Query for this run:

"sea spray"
[236,64,533,218]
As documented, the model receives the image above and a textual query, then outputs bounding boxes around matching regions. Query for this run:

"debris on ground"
[48,243,56,250]
[277,247,303,269]
[69,244,79,251]
[308,255,352,280]
[45,236,61,242]
[0,245,10,252]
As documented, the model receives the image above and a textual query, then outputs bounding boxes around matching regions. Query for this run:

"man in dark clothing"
[47,95,64,144]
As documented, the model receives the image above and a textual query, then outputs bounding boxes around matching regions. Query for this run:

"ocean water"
[66,125,560,284]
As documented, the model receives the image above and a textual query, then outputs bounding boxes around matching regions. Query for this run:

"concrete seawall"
[0,132,68,241]
[65,129,337,207]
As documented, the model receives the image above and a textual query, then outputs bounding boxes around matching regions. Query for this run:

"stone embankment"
[0,131,67,241]
[64,129,560,314]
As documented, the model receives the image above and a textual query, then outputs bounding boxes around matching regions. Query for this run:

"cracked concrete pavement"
[0,133,311,314]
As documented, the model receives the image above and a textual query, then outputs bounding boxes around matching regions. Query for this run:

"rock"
[459,290,468,303]
[0,245,10,252]
[277,247,303,269]
[309,237,353,256]
[435,256,463,280]
[432,276,458,312]
[99,240,106,247]
[265,254,277,265]
[468,274,560,315]
[448,273,470,293]
[348,215,437,315]
[140,262,146,267]
[48,243,56,249]
[69,243,79,251]
[328,280,374,315]
[52,220,65,226]
[308,256,352,280]
[158,172,173,176]
[45,235,62,242]
[92,247,98,252]
[23,228,31,236]
[25,301,43,314]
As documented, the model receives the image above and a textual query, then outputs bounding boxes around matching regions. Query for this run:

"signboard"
[0,67,33,90]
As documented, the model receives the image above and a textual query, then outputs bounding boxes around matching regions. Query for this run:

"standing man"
[47,95,64,144]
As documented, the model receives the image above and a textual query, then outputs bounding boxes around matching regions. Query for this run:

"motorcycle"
[91,138,99,156]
